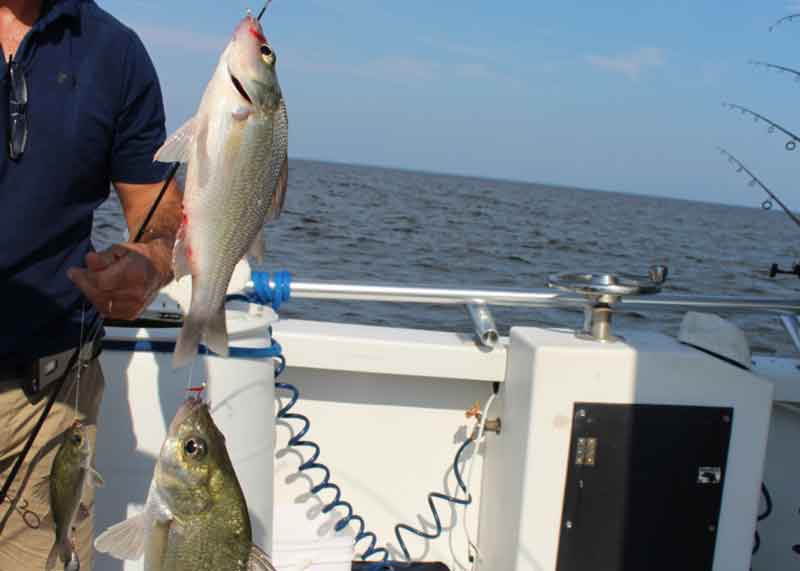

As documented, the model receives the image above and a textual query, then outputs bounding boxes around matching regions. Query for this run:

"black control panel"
[556,403,733,571]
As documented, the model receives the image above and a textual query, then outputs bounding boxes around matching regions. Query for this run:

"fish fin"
[46,537,72,570]
[204,306,229,358]
[172,231,191,281]
[87,466,105,489]
[247,228,265,265]
[154,116,195,163]
[94,512,148,560]
[30,476,51,504]
[173,312,203,369]
[248,545,277,571]
[196,115,211,188]
[264,155,289,223]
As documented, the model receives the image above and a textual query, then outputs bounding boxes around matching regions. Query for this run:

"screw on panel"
[708,524,716,532]
[723,415,731,423]
[577,409,587,419]
[565,520,573,529]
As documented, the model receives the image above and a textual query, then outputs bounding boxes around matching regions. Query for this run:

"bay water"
[93,159,800,355]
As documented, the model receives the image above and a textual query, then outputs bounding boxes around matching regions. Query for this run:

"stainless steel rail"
[265,280,800,314]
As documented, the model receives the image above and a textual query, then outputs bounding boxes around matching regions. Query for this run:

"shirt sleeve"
[110,31,170,185]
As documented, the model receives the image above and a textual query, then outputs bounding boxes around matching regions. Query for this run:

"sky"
[102,0,800,207]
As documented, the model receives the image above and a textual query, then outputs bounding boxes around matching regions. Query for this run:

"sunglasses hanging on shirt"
[8,54,28,161]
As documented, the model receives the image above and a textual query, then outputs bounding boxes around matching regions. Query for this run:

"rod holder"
[466,302,499,349]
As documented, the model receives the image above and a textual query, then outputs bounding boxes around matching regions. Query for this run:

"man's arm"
[68,179,182,320]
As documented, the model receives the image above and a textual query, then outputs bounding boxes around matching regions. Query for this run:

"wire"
[461,393,497,568]
[275,379,388,562]
[394,436,476,561]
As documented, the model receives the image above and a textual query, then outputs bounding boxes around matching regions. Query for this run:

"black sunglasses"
[8,55,28,161]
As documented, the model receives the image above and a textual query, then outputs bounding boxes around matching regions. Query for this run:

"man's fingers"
[67,268,107,313]
[86,245,129,272]
[85,251,115,272]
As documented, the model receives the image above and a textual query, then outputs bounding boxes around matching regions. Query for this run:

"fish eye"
[260,44,274,61]
[184,437,207,459]
[71,433,82,445]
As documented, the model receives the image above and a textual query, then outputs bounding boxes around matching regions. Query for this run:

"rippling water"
[93,159,800,355]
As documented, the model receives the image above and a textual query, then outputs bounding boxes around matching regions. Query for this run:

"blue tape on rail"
[248,270,292,311]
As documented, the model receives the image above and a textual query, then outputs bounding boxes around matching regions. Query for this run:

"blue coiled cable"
[232,276,480,566]
[393,436,476,561]
[274,377,389,562]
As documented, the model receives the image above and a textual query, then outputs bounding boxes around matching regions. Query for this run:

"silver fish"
[155,13,289,368]
[94,397,275,570]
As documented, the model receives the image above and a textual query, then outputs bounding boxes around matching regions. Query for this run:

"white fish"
[156,13,289,368]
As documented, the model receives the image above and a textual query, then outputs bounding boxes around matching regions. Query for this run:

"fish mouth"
[229,72,253,105]
[169,396,205,433]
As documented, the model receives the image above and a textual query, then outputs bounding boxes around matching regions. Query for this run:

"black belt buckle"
[20,354,68,398]
[20,342,100,399]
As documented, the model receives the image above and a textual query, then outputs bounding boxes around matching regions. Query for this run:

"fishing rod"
[718,148,800,278]
[770,13,800,32]
[256,0,272,21]
[718,147,800,227]
[749,60,800,82]
[722,103,800,151]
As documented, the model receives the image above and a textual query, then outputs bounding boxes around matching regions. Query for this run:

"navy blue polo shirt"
[0,0,169,361]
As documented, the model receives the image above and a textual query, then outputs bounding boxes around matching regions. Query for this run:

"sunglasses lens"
[9,113,27,160]
[9,64,27,104]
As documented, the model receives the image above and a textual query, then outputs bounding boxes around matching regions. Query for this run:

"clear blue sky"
[103,0,800,206]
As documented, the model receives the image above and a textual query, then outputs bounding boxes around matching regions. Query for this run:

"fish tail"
[173,305,229,368]
[173,312,204,369]
[45,537,71,570]
[203,306,229,358]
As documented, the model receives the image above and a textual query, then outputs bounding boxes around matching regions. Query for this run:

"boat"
[90,258,800,571]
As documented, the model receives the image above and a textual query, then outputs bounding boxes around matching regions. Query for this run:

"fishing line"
[186,351,198,392]
[73,303,87,423]
[256,0,272,21]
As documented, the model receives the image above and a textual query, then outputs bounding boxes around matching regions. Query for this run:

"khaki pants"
[0,356,104,571]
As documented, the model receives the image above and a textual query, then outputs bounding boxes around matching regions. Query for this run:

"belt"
[0,339,103,394]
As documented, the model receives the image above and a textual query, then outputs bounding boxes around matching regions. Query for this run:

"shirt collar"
[38,0,82,29]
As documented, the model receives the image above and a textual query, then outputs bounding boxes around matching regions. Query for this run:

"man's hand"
[67,241,173,320]
[67,176,182,320]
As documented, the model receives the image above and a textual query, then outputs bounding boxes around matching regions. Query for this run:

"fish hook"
[257,0,272,21]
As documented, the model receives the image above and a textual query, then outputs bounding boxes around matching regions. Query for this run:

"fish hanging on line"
[94,396,275,570]
[156,10,289,368]
[33,422,104,570]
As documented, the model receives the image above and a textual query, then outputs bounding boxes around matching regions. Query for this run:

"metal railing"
[246,278,800,349]
[275,280,800,313]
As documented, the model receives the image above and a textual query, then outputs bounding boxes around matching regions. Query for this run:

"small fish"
[39,422,104,570]
[155,12,289,368]
[94,397,275,570]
